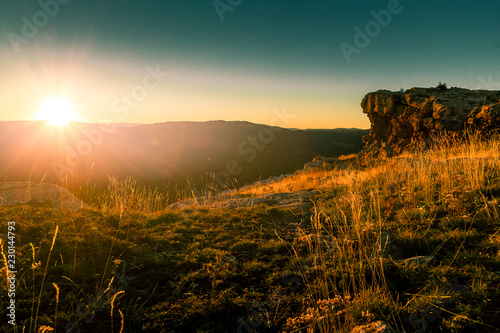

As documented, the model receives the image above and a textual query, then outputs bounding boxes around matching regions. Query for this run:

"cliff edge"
[361,86,500,157]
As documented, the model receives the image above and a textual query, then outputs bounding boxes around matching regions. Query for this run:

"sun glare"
[35,96,80,126]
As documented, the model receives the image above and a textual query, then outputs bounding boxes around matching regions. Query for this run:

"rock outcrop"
[302,155,359,171]
[168,191,312,211]
[0,181,87,211]
[361,87,500,157]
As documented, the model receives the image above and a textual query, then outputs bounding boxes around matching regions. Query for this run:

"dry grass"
[1,132,499,332]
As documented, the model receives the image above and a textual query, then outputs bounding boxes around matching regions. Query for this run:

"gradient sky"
[1,0,499,129]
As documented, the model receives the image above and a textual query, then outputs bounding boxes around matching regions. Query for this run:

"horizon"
[1,1,500,129]
[0,118,370,131]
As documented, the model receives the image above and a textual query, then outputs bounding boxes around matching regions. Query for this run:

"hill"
[0,121,368,190]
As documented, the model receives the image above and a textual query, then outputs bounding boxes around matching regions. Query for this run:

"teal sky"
[1,0,499,129]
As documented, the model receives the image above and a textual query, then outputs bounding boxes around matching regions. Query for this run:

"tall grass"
[282,132,500,332]
[284,178,396,332]
[240,132,500,201]
[34,226,58,332]
[95,176,189,213]
[94,173,238,213]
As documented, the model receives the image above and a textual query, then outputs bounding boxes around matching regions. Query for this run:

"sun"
[35,96,80,126]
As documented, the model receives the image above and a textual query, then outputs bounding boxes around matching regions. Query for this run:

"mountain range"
[1,120,368,190]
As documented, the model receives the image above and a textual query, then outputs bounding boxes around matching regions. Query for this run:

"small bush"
[437,81,448,91]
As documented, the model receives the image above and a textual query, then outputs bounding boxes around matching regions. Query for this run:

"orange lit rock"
[361,87,500,157]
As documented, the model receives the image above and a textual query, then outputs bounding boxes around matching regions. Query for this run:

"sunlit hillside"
[239,133,500,197]
[1,132,499,332]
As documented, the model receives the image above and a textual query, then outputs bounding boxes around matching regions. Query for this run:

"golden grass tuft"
[34,226,59,332]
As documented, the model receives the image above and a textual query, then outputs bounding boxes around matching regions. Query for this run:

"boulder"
[0,181,87,211]
[168,190,312,211]
[303,161,324,170]
[303,155,358,171]
[361,87,500,157]
[351,321,393,333]
[404,255,434,265]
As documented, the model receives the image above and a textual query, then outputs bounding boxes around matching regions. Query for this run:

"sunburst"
[35,96,80,126]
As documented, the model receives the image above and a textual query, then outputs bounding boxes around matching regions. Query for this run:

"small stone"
[351,320,393,333]
[405,256,434,265]
[224,255,238,263]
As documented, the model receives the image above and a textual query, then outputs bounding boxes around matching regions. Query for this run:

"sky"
[0,0,499,129]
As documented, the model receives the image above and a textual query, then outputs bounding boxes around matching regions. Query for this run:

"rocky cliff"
[361,87,500,157]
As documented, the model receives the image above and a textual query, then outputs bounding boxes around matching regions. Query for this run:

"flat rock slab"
[169,190,313,211]
[0,181,87,211]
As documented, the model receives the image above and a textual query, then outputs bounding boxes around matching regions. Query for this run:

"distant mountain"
[0,121,368,189]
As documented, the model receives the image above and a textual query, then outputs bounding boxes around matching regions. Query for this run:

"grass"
[1,132,500,332]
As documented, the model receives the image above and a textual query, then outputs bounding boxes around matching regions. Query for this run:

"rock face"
[361,87,500,157]
[0,181,87,211]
